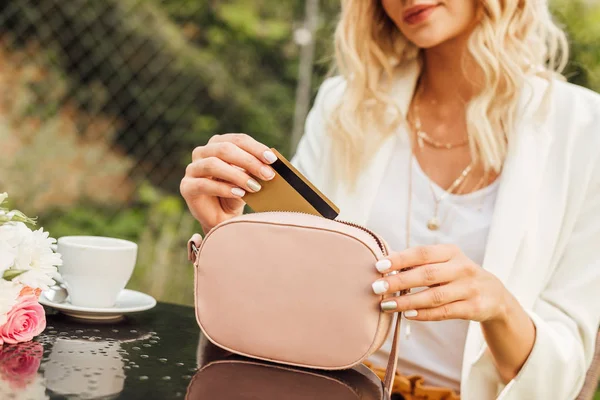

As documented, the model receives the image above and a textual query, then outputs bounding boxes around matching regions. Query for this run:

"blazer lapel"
[481,79,554,287]
[480,129,539,283]
[462,77,555,375]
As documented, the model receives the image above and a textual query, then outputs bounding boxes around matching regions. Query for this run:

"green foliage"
[131,191,200,306]
[218,2,290,41]
[551,0,600,91]
[41,206,146,243]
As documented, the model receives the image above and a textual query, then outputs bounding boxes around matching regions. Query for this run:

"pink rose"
[0,342,43,389]
[0,295,46,345]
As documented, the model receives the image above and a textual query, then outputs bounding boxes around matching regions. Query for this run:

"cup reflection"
[43,337,125,399]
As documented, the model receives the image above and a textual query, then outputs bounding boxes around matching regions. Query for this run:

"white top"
[366,138,500,392]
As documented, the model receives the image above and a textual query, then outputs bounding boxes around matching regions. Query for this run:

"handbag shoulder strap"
[383,313,402,395]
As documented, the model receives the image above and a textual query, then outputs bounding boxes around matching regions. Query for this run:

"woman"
[180,1,600,399]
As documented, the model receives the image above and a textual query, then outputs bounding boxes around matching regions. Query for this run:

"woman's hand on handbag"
[180,134,277,232]
[371,244,513,323]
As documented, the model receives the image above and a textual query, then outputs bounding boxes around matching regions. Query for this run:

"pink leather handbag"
[188,212,405,394]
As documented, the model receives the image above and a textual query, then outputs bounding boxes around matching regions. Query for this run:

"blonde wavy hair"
[328,0,569,188]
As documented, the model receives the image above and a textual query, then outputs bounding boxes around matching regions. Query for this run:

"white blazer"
[291,61,600,400]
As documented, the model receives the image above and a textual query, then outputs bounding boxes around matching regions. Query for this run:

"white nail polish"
[381,301,397,311]
[260,166,275,180]
[372,280,389,295]
[231,188,246,197]
[263,150,278,164]
[375,259,392,273]
[404,310,418,318]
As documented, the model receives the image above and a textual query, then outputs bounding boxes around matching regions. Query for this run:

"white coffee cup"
[57,236,137,308]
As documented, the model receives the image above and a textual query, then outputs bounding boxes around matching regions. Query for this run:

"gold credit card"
[243,148,339,219]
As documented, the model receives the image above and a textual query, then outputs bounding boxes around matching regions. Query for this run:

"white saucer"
[39,289,157,321]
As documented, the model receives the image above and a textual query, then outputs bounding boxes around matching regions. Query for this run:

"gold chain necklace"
[413,84,469,150]
[425,162,473,231]
[411,87,475,230]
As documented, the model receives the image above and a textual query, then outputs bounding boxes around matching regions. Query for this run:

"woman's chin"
[406,35,448,50]
[404,30,466,51]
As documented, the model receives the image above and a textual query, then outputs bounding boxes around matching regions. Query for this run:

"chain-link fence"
[0,0,323,304]
[2,0,223,211]
[4,0,327,209]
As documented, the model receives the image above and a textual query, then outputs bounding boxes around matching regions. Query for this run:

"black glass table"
[0,302,389,399]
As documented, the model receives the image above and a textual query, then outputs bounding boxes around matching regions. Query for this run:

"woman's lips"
[403,4,439,25]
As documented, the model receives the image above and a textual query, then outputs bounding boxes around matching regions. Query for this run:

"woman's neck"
[409,36,499,195]
[420,38,484,104]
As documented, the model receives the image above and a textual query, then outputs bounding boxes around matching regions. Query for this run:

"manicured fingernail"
[376,259,392,273]
[260,166,275,180]
[405,310,418,318]
[372,280,389,295]
[231,187,246,197]
[263,150,278,164]
[381,301,397,311]
[247,179,261,192]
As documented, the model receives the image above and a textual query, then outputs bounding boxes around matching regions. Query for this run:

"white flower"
[13,269,56,291]
[0,243,16,277]
[0,222,62,290]
[0,222,28,248]
[0,224,20,276]
[0,280,22,326]
[0,192,7,206]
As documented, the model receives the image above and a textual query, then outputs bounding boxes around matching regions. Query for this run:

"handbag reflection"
[188,211,408,394]
[186,356,387,400]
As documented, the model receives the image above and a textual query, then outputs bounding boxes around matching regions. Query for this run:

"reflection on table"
[3,303,202,399]
[38,316,154,399]
[0,303,389,399]
[187,335,390,400]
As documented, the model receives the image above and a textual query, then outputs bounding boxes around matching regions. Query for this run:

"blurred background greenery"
[0,0,599,308]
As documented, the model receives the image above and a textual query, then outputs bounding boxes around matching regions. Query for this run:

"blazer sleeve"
[290,77,344,184]
[496,157,600,399]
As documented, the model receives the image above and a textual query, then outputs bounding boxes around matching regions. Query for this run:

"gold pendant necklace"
[411,81,475,230]
[425,163,474,231]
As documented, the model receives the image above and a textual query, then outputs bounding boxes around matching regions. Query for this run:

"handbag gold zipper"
[335,220,389,256]
[257,211,389,256]
[191,211,389,258]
